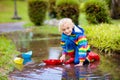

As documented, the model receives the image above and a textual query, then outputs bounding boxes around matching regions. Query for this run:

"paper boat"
[22,51,32,59]
[43,59,63,65]
[14,57,24,64]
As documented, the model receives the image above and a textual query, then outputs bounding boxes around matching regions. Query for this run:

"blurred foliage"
[56,0,80,6]
[56,0,80,25]
[104,0,111,9]
[48,0,57,18]
[0,74,8,80]
[83,0,111,24]
[83,23,120,54]
[0,36,20,78]
[28,0,48,26]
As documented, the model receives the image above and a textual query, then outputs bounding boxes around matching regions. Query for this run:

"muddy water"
[1,31,120,80]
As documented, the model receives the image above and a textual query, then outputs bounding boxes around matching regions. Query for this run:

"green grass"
[0,0,29,23]
[79,13,89,26]
[111,19,120,24]
[79,13,120,54]
[0,36,20,79]
[83,23,120,54]
[0,74,8,80]
[32,25,60,34]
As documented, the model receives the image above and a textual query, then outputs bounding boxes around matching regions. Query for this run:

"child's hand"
[60,54,66,61]
[75,62,83,66]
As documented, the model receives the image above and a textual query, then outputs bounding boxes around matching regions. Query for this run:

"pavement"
[0,22,26,34]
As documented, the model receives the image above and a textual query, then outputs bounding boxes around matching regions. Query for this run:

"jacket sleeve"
[75,35,90,62]
[60,40,66,54]
[60,34,68,55]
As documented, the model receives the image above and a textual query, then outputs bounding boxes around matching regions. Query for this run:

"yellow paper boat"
[14,57,24,64]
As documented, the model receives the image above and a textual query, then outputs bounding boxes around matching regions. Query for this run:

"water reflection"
[61,61,111,80]
[14,64,24,71]
[11,61,111,80]
[48,47,61,59]
[1,31,118,80]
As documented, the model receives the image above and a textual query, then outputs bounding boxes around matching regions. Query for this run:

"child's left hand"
[75,62,83,66]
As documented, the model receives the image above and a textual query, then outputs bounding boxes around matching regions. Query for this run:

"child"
[59,18,90,66]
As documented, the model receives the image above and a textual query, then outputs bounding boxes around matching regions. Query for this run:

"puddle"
[0,31,119,80]
[10,62,111,80]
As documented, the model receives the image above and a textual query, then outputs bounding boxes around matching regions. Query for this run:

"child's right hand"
[60,54,66,61]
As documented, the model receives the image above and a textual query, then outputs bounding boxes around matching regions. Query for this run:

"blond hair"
[58,18,74,32]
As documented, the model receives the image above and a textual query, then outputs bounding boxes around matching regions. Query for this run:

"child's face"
[61,23,73,35]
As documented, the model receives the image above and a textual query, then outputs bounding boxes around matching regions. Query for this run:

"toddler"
[59,18,90,66]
